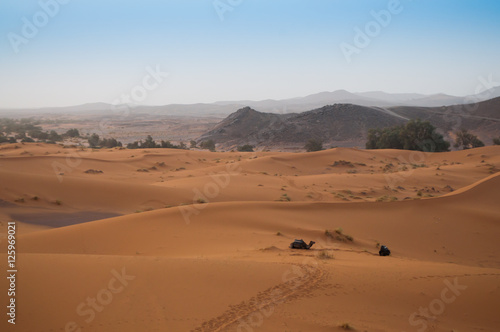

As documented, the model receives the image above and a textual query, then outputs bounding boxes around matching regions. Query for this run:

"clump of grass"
[137,168,149,172]
[276,231,282,236]
[417,190,423,197]
[339,322,354,330]
[317,251,334,260]
[325,228,353,242]
[196,198,207,204]
[412,163,428,169]
[31,196,39,201]
[279,193,291,201]
[14,197,25,203]
[376,195,398,202]
[54,200,62,205]
[331,160,354,167]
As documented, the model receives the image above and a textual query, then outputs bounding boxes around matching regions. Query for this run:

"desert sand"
[1,142,499,331]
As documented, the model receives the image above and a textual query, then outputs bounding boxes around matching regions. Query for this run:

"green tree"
[141,135,159,149]
[305,139,323,152]
[88,133,100,148]
[200,139,216,152]
[366,120,450,152]
[48,130,62,142]
[190,140,197,149]
[99,137,122,148]
[237,144,254,152]
[492,137,500,145]
[65,128,80,138]
[161,140,175,148]
[454,129,484,150]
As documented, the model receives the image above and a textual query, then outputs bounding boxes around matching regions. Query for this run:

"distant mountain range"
[198,97,500,150]
[2,87,500,117]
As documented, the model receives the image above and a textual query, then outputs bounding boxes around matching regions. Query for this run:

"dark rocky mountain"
[198,97,500,150]
[198,104,407,150]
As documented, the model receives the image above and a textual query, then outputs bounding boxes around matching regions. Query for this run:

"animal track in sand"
[191,262,327,332]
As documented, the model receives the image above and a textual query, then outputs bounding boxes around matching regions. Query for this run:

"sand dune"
[1,143,499,331]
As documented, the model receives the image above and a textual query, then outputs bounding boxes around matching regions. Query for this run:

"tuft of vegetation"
[331,160,354,167]
[84,169,103,174]
[276,231,282,236]
[14,197,25,203]
[317,251,334,260]
[196,198,207,204]
[454,128,485,150]
[54,200,62,205]
[325,228,353,242]
[376,195,398,202]
[339,322,354,330]
[493,137,500,145]
[279,193,291,202]
[304,138,323,152]
[366,119,450,152]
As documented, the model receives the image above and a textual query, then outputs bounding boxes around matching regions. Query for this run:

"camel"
[289,239,315,249]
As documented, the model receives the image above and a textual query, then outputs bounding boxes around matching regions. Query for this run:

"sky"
[0,0,500,108]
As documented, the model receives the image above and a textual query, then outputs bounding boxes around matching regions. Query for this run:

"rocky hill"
[198,97,500,150]
[198,104,406,149]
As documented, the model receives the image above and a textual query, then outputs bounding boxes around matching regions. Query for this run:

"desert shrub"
[332,160,354,167]
[64,128,80,138]
[237,144,254,152]
[305,138,323,152]
[317,251,334,259]
[279,193,291,201]
[339,322,354,330]
[454,129,484,150]
[200,139,216,152]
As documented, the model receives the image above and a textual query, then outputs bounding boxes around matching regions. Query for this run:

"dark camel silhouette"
[289,239,315,249]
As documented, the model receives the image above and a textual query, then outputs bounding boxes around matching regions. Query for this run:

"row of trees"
[125,135,186,150]
[366,121,493,151]
[366,120,451,152]
[303,120,497,152]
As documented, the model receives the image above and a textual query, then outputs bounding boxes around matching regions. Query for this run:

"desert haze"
[0,142,499,331]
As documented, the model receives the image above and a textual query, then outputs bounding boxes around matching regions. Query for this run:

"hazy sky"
[1,0,500,108]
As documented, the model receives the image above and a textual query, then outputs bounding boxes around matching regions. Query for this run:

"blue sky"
[1,0,499,108]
